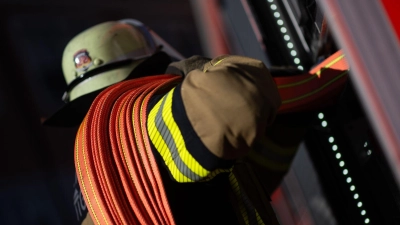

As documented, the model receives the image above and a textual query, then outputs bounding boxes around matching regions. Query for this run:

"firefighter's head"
[44,19,182,127]
[61,20,157,102]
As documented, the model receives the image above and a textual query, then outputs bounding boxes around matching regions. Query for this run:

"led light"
[347,177,352,183]
[297,66,303,70]
[329,137,334,143]
[343,169,348,175]
[277,19,284,25]
[358,202,363,207]
[365,218,370,224]
[280,27,287,33]
[287,42,294,48]
[332,145,338,151]
[364,142,368,147]
[367,150,372,155]
[354,193,359,199]
[322,121,328,127]
[284,35,290,41]
[361,210,366,215]
[350,185,355,191]
[318,113,324,119]
[335,153,341,159]
[294,58,300,64]
[339,161,345,167]
[274,12,280,18]
[268,0,273,2]
[290,50,297,56]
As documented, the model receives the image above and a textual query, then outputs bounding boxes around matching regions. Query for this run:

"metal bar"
[189,0,231,57]
[317,0,400,189]
[281,0,311,53]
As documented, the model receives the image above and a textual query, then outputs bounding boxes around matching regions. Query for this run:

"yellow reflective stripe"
[212,58,227,67]
[201,168,232,182]
[250,137,297,171]
[229,172,263,225]
[162,89,210,179]
[230,173,250,225]
[247,150,291,172]
[261,137,298,157]
[315,54,345,76]
[204,57,228,72]
[282,70,348,104]
[277,54,345,89]
[149,88,230,182]
[256,210,265,225]
[148,93,192,182]
[277,74,317,89]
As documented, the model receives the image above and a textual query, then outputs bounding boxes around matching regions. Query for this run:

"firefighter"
[45,19,282,225]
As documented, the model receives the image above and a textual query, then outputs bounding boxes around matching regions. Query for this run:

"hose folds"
[75,74,182,225]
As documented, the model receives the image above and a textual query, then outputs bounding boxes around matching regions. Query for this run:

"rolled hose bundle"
[75,74,181,225]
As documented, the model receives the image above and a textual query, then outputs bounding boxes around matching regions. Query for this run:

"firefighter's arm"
[147,55,281,182]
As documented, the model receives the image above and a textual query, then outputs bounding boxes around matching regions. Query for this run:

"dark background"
[0,1,202,224]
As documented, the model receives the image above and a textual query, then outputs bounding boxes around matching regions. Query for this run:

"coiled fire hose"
[75,74,181,225]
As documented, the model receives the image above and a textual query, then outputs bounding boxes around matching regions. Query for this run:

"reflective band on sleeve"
[229,173,265,225]
[148,88,229,182]
[281,70,348,104]
[247,150,291,172]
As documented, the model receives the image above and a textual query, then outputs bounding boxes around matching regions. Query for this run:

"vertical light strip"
[318,112,370,224]
[364,141,372,156]
[266,0,303,70]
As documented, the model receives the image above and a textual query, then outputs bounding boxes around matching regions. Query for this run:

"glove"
[165,55,211,77]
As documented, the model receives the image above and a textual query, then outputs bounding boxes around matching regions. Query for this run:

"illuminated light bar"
[266,0,303,68]
[318,112,369,223]
[364,141,372,156]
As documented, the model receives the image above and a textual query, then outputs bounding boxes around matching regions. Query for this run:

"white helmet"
[44,19,183,127]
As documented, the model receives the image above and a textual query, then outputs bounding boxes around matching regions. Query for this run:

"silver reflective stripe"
[154,93,202,181]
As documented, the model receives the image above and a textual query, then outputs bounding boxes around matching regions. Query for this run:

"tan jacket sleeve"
[181,55,281,160]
